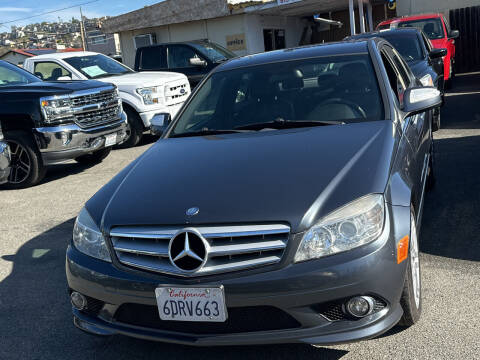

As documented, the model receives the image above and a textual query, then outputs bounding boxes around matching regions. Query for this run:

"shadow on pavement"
[0,219,348,360]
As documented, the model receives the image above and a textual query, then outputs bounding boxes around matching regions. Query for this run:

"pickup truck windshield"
[64,54,133,79]
[192,43,236,63]
[171,54,384,137]
[398,18,445,40]
[0,61,41,87]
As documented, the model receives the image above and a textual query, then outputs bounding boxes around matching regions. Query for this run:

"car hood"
[0,80,109,95]
[90,121,396,233]
[101,72,187,87]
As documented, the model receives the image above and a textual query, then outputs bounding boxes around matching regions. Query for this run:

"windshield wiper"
[170,129,250,138]
[234,118,345,131]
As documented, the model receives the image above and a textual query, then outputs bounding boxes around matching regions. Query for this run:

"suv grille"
[71,87,121,129]
[110,224,290,277]
[165,80,189,106]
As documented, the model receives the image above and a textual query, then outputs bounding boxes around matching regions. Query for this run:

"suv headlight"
[40,96,75,123]
[419,74,434,87]
[136,86,162,105]
[73,207,111,262]
[294,194,385,263]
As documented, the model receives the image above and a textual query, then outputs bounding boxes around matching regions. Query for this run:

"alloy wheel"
[7,141,31,184]
[410,212,421,308]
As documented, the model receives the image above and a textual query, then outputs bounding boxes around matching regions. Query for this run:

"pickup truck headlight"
[294,194,385,263]
[136,86,162,105]
[419,74,434,87]
[73,207,111,262]
[40,96,75,123]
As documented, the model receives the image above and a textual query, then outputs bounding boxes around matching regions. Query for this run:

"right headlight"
[40,96,75,124]
[72,207,111,262]
[294,194,385,263]
[136,86,163,105]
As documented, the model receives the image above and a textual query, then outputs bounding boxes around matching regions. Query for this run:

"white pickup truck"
[24,52,190,147]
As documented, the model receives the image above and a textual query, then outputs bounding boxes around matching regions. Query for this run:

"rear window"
[172,54,385,136]
[397,18,445,40]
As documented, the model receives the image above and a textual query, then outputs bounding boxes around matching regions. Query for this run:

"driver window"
[381,50,405,106]
[167,45,202,69]
[34,62,71,81]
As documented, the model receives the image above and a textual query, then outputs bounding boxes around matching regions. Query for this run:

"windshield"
[0,61,41,87]
[192,42,236,62]
[378,33,423,61]
[171,54,384,137]
[64,54,133,79]
[397,18,445,40]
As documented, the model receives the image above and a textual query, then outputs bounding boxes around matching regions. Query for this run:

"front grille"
[110,224,290,277]
[114,304,301,334]
[75,105,120,129]
[70,87,121,129]
[71,89,116,107]
[165,80,189,106]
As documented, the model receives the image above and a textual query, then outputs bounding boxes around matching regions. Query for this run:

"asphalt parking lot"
[1,73,480,360]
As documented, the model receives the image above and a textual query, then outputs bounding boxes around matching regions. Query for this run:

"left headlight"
[294,194,385,263]
[40,96,75,124]
[419,74,434,87]
[73,207,111,262]
[136,86,162,105]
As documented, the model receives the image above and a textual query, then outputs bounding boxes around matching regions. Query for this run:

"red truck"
[378,14,459,88]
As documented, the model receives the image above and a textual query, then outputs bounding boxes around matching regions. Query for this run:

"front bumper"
[66,205,410,346]
[139,103,184,129]
[34,113,128,165]
[0,141,11,184]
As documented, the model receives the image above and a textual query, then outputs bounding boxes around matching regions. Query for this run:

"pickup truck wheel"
[116,108,143,148]
[4,130,46,189]
[399,207,422,326]
[75,147,111,165]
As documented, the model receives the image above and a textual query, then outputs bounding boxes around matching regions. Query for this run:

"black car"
[67,39,441,346]
[0,123,11,185]
[346,28,446,131]
[134,39,236,88]
[0,60,127,188]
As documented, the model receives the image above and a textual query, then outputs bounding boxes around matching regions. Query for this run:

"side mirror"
[150,113,171,136]
[403,87,442,116]
[57,76,72,81]
[449,30,460,39]
[189,57,207,67]
[429,48,447,59]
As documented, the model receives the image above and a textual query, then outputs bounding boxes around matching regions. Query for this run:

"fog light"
[71,292,87,310]
[345,296,374,318]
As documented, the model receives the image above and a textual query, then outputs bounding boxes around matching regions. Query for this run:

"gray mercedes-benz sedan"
[66,39,441,346]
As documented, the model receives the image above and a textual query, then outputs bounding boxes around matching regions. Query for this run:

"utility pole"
[79,6,87,51]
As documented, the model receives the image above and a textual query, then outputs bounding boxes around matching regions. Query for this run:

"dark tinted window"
[167,45,200,68]
[140,47,164,70]
[0,61,41,86]
[172,54,384,136]
[191,42,235,62]
[376,33,423,61]
[398,18,445,40]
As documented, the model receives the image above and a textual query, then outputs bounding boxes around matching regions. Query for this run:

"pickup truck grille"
[71,87,121,129]
[110,224,290,277]
[165,80,190,107]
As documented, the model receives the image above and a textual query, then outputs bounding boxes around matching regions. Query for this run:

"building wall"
[397,0,480,16]
[0,52,29,66]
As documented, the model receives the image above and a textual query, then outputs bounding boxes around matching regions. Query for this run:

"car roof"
[216,40,370,72]
[379,13,444,25]
[139,39,213,49]
[26,51,101,60]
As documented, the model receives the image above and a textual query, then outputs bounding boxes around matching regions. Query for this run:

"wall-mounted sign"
[226,34,246,51]
[277,0,302,6]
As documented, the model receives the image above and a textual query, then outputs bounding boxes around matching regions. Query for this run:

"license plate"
[104,134,117,147]
[155,286,227,322]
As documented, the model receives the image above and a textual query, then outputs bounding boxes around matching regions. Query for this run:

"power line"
[0,0,100,27]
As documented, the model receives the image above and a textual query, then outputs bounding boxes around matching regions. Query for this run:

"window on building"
[33,61,71,81]
[263,29,286,52]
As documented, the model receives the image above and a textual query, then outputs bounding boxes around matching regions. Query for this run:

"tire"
[3,130,46,189]
[75,147,111,165]
[399,207,422,326]
[432,108,440,132]
[116,107,143,148]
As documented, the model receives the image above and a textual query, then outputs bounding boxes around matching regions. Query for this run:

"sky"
[0,0,164,30]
